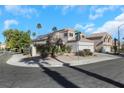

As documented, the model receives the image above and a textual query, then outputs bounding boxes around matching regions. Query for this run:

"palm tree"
[36,23,42,37]
[113,38,118,54]
[32,32,36,38]
[52,26,57,32]
[36,23,42,29]
[75,30,81,41]
[27,30,31,35]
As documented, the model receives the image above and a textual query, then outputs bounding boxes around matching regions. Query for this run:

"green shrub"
[11,48,19,52]
[40,50,49,59]
[75,49,93,56]
[75,51,86,56]
[66,45,72,53]
[61,45,71,53]
[84,49,93,56]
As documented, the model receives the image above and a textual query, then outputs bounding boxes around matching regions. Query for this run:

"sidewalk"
[6,53,121,67]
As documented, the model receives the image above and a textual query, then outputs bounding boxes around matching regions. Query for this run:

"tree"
[27,30,31,35]
[56,38,63,45]
[18,31,31,49]
[36,23,42,29]
[3,29,20,49]
[3,29,31,51]
[52,26,57,32]
[46,35,53,46]
[36,23,42,36]
[75,30,81,41]
[32,32,36,38]
[113,38,118,54]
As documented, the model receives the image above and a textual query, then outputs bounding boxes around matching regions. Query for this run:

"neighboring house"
[121,43,124,49]
[32,28,94,56]
[0,43,6,50]
[87,32,113,53]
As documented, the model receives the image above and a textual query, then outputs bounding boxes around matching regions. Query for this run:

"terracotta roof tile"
[67,38,93,43]
[87,32,109,38]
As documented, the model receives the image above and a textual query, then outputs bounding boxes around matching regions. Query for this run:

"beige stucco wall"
[78,42,94,52]
[67,41,94,53]
[102,45,111,53]
[88,34,113,53]
[0,44,6,50]
[31,44,37,57]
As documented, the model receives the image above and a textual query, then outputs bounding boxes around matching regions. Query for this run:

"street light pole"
[118,23,124,54]
[118,26,120,54]
[75,30,81,62]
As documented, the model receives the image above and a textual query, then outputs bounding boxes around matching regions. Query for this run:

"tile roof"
[67,38,93,43]
[33,28,86,42]
[80,38,94,43]
[87,32,109,38]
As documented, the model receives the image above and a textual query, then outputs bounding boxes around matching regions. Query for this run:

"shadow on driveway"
[20,57,79,88]
[53,57,124,88]
[38,62,79,88]
[20,56,124,88]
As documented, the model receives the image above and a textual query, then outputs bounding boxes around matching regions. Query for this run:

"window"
[69,33,73,37]
[104,37,106,42]
[64,33,68,37]
[108,38,111,42]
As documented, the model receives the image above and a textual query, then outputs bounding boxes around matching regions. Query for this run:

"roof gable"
[87,32,111,39]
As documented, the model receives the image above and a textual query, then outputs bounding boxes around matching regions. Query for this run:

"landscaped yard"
[6,52,121,67]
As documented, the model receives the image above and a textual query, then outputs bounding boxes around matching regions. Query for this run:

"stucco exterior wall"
[102,45,111,53]
[31,44,37,56]
[67,41,94,53]
[0,44,6,50]
[78,42,94,52]
[67,42,78,53]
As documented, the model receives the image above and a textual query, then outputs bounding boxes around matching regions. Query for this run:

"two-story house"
[32,28,94,56]
[87,32,113,53]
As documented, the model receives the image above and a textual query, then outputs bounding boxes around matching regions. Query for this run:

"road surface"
[0,53,124,88]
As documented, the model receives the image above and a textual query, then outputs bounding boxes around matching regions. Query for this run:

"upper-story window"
[104,37,107,42]
[69,33,73,37]
[64,33,68,37]
[108,38,110,42]
[108,37,111,42]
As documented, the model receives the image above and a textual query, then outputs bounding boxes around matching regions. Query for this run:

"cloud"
[93,13,124,38]
[115,13,124,21]
[61,5,76,15]
[89,6,120,20]
[4,19,18,29]
[73,12,124,39]
[74,23,95,33]
[74,24,84,30]
[54,5,84,15]
[4,5,38,18]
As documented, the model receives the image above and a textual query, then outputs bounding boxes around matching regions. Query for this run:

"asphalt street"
[0,53,124,88]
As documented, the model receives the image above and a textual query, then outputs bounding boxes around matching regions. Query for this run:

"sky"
[0,5,124,42]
